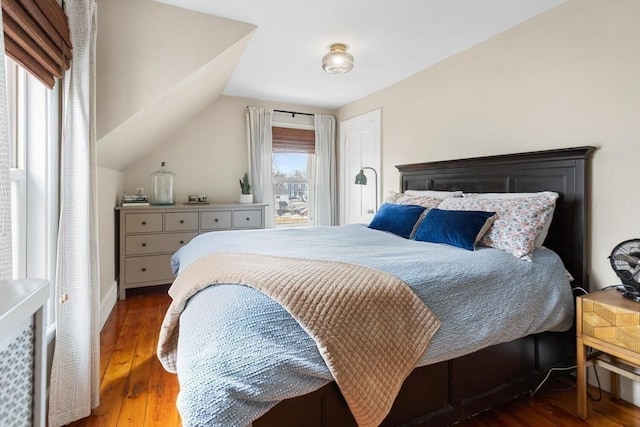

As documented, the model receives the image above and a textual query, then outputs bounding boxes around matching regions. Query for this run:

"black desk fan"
[610,239,640,302]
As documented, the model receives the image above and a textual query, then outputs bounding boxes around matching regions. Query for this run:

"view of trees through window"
[273,152,312,226]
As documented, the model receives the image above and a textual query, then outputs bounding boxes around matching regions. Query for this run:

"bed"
[158,146,595,426]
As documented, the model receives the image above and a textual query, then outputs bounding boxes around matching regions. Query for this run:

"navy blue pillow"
[413,208,496,251]
[368,203,427,239]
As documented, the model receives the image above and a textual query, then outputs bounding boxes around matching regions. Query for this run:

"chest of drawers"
[116,203,267,299]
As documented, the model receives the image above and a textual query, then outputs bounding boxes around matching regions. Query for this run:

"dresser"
[576,289,640,419]
[116,203,267,299]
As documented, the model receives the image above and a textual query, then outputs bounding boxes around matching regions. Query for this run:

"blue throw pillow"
[413,208,496,251]
[368,203,427,239]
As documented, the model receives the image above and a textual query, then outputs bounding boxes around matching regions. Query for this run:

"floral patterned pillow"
[394,194,443,209]
[462,192,557,248]
[385,191,403,203]
[386,190,461,203]
[438,193,559,261]
[404,190,463,198]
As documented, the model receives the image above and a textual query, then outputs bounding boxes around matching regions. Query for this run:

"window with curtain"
[2,0,67,325]
[6,55,60,324]
[272,126,315,226]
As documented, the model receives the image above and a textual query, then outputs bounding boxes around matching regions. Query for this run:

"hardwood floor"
[70,291,640,427]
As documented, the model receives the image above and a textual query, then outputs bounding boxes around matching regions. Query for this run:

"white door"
[339,109,381,225]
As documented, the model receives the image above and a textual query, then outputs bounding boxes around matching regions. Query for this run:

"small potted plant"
[239,172,253,203]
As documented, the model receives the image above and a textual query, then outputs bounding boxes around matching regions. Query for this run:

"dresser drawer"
[233,209,263,229]
[125,232,197,256]
[200,210,232,230]
[125,254,174,284]
[118,204,266,299]
[581,298,640,354]
[125,213,163,233]
[165,212,198,231]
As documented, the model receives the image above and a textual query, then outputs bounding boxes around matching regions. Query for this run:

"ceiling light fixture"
[322,43,354,74]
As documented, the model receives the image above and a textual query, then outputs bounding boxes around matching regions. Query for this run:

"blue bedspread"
[169,224,573,426]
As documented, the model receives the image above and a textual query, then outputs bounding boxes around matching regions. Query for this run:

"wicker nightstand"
[576,289,640,419]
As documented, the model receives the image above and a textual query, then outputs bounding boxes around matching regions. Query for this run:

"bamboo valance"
[2,0,72,89]
[272,126,315,153]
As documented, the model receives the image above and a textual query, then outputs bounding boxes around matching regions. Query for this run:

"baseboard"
[100,281,118,331]
[589,366,640,407]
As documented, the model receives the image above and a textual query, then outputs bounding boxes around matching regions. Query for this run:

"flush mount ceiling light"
[322,43,354,74]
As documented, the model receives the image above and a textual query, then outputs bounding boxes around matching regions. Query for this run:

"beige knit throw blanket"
[157,252,441,427]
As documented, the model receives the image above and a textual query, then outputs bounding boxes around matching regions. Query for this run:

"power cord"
[587,362,602,401]
[528,286,587,397]
[572,286,589,295]
[530,365,577,397]
[530,286,606,399]
[529,362,603,400]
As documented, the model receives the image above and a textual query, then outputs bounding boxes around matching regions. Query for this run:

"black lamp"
[354,167,378,214]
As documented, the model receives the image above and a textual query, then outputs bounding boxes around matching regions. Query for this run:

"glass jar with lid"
[150,161,175,205]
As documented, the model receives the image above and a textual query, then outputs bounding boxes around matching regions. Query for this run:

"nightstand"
[576,289,640,419]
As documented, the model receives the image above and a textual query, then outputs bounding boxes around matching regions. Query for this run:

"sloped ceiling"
[96,0,564,171]
[96,0,255,170]
[157,0,564,109]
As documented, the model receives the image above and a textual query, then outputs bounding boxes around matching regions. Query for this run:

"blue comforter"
[169,224,573,426]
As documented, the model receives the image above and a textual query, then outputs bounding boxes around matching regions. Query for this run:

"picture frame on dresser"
[115,203,267,300]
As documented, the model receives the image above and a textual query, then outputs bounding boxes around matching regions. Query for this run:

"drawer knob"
[214,218,219,222]
[141,243,146,247]
[179,240,184,244]
[141,268,146,272]
[246,217,250,221]
[180,220,184,224]
[142,221,147,225]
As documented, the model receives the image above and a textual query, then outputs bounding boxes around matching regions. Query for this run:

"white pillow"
[462,192,558,247]
[404,190,463,199]
[439,192,559,261]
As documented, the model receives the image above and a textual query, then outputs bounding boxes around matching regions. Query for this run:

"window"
[272,126,315,227]
[8,58,27,279]
[6,57,60,326]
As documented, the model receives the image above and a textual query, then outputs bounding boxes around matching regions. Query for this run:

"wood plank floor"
[70,290,640,426]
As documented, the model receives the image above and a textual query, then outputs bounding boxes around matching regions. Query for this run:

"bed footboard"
[255,333,575,426]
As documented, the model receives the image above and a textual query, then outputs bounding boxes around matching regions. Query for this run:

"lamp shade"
[354,169,367,185]
[322,43,354,74]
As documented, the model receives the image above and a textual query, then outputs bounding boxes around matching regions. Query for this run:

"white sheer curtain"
[314,114,337,225]
[246,107,275,228]
[48,1,99,426]
[0,9,11,280]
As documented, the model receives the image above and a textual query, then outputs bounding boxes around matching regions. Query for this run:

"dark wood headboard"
[396,146,596,290]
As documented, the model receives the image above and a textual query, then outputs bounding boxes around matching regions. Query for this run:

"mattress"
[164,224,574,426]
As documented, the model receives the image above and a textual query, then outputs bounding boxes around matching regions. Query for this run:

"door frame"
[339,109,381,225]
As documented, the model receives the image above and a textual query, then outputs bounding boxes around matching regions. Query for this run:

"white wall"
[339,0,640,291]
[96,0,254,139]
[338,0,640,404]
[95,0,254,325]
[96,0,255,171]
[97,167,123,328]
[123,96,335,203]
